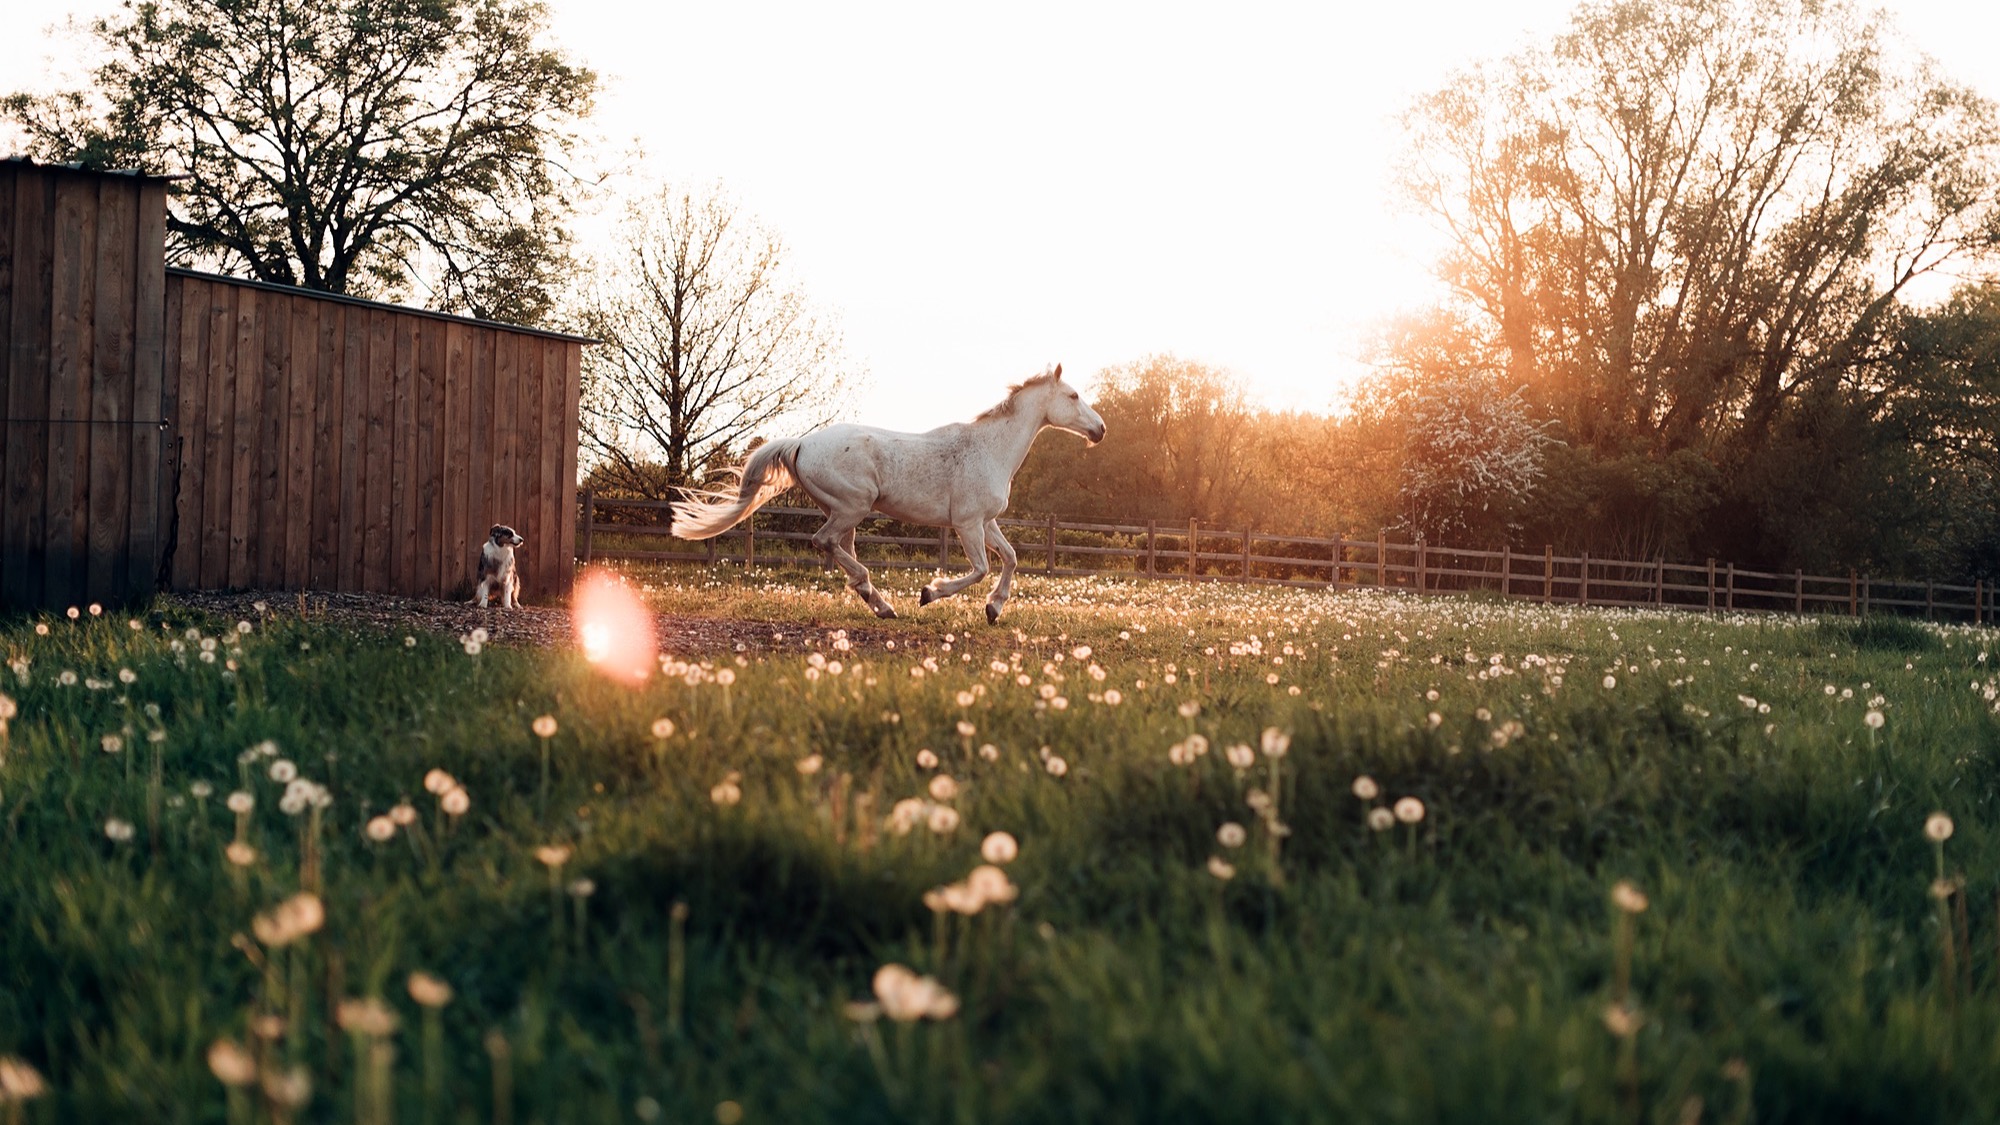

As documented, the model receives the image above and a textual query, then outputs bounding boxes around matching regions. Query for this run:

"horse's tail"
[669,438,802,540]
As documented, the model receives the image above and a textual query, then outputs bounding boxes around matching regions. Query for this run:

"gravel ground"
[165,589,909,655]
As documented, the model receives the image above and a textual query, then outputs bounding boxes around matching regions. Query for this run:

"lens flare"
[572,569,658,685]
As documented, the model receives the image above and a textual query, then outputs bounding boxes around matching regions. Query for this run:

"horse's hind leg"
[813,514,896,618]
[920,519,992,607]
[983,519,1018,624]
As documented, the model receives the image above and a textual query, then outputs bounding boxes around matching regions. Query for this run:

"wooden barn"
[0,158,586,611]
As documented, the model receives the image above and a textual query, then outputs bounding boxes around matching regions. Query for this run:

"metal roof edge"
[166,267,599,345]
[2,154,189,182]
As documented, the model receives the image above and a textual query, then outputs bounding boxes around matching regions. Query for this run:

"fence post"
[1146,520,1157,577]
[1544,546,1553,602]
[1978,579,1985,625]
[1378,529,1388,588]
[939,525,950,569]
[580,489,595,564]
[1655,557,1664,606]
[1241,528,1252,582]
[1190,518,1200,579]
[1927,580,1934,620]
[1416,539,1427,595]
[1706,558,1716,612]
[1726,563,1735,611]
[1795,570,1804,615]
[1330,534,1343,591]
[1501,543,1511,599]
[1580,552,1590,606]
[1047,514,1058,576]
[745,516,756,570]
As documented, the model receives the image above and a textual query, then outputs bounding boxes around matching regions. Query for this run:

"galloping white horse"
[670,364,1105,622]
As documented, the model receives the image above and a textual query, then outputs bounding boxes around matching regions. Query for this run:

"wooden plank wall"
[162,270,580,601]
[0,162,168,611]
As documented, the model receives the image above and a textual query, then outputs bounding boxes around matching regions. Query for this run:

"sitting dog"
[475,525,526,608]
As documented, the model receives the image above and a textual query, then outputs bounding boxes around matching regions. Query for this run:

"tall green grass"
[1,574,1998,1123]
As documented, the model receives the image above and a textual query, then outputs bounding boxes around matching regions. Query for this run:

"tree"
[1355,313,1556,542]
[574,184,858,499]
[1399,0,2000,460]
[5,0,596,324]
[1011,356,1260,525]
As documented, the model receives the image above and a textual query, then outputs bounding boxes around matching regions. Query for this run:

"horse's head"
[1034,364,1106,445]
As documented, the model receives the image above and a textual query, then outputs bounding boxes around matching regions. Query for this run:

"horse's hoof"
[985,603,1000,625]
[919,587,936,606]
[875,605,898,619]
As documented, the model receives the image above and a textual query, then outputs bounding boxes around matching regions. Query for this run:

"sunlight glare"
[572,568,657,686]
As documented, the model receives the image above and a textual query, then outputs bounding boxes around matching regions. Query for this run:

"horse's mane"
[974,369,1062,422]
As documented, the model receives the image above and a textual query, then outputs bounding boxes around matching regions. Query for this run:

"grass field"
[3,569,2000,1124]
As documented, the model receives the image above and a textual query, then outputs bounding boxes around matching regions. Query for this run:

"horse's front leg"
[920,519,993,607]
[813,516,897,618]
[983,519,1018,624]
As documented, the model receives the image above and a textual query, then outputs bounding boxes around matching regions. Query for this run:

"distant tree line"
[1016,0,2000,584]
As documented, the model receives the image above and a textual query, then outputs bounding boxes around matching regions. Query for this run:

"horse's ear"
[1051,362,1062,380]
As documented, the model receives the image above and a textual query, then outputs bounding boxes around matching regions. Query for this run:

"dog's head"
[490,524,525,548]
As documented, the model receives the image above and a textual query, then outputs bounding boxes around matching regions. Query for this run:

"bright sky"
[6,1,2000,432]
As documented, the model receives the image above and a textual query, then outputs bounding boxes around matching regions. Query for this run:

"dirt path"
[166,589,908,656]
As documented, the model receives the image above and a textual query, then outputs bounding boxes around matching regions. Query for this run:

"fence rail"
[576,493,1996,624]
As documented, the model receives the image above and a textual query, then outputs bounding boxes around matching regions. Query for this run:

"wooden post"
[1189,518,1200,578]
[1654,557,1664,605]
[1706,558,1716,613]
[1416,539,1427,595]
[1726,563,1735,611]
[1241,527,1252,582]
[938,525,950,569]
[745,515,756,570]
[1501,543,1511,599]
[1978,580,1985,625]
[1047,513,1059,576]
[1330,534,1343,591]
[1544,545,1553,602]
[1795,570,1804,615]
[1377,529,1387,588]
[1580,552,1590,606]
[1146,520,1157,577]
[580,489,595,564]
[1926,580,1935,620]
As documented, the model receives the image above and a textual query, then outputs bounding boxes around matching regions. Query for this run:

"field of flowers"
[3,569,1999,1124]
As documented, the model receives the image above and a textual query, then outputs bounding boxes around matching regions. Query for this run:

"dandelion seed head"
[981,831,1019,864]
[206,1039,257,1087]
[1611,881,1649,914]
[1925,812,1954,842]
[407,971,454,1008]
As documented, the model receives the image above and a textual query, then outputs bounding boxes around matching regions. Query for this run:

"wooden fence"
[578,495,1998,624]
[0,160,171,610]
[163,271,585,600]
